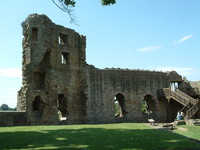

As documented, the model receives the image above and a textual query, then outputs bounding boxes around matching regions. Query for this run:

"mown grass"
[173,125,200,141]
[0,123,199,150]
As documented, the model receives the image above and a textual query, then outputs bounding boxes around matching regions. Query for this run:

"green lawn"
[0,123,199,150]
[173,125,200,141]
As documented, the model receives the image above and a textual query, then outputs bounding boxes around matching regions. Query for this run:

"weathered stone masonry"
[0,111,27,127]
[14,14,200,126]
[17,14,87,125]
[87,66,170,123]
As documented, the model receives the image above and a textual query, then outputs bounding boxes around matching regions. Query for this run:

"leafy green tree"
[141,100,148,113]
[0,104,16,111]
[52,0,116,24]
[54,0,116,7]
[0,104,9,111]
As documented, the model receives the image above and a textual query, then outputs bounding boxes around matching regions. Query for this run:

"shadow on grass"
[0,126,200,150]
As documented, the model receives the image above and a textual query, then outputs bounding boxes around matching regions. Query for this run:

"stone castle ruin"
[1,14,199,126]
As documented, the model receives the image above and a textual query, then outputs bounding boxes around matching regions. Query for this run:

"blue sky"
[0,0,200,108]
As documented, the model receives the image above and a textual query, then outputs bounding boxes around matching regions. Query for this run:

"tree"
[0,104,16,111]
[0,104,9,111]
[52,0,116,24]
[53,0,116,7]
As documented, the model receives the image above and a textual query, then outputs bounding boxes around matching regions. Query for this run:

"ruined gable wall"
[178,80,200,98]
[18,14,87,125]
[190,81,200,88]
[190,81,200,95]
[86,66,170,123]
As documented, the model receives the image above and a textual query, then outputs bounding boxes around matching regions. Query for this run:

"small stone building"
[17,14,200,125]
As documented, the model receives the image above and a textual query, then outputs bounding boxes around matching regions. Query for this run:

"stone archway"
[114,93,127,117]
[57,94,68,118]
[141,94,157,115]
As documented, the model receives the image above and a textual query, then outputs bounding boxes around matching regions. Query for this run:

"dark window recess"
[32,96,41,111]
[32,96,44,117]
[34,72,45,90]
[61,52,69,64]
[59,33,68,45]
[57,94,68,117]
[32,27,38,41]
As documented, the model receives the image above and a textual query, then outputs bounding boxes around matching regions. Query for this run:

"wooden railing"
[186,101,200,119]
[164,89,189,106]
[178,87,199,97]
[162,88,171,99]
[175,89,197,104]
[158,88,200,119]
[180,103,191,114]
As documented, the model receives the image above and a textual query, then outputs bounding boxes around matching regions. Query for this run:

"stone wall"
[15,14,199,126]
[18,14,87,125]
[179,80,200,98]
[0,111,27,127]
[190,81,200,96]
[86,66,171,123]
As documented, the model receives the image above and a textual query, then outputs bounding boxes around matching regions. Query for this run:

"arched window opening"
[141,94,156,115]
[114,93,127,117]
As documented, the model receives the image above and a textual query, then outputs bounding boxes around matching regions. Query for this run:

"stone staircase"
[158,88,200,119]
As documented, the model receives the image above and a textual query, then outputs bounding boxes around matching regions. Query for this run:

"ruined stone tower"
[17,14,199,125]
[17,14,87,125]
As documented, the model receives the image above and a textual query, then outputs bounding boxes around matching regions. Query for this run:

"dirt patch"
[177,127,188,132]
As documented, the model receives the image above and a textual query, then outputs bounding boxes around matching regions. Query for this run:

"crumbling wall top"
[166,71,182,82]
[22,14,52,26]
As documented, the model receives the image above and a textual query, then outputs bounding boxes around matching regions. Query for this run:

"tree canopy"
[0,104,9,110]
[57,0,116,7]
[0,104,16,111]
[52,0,116,24]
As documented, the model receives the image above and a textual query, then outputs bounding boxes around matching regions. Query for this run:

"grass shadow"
[0,124,200,150]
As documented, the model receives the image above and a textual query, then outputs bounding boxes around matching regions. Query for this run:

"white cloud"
[138,45,162,52]
[0,68,22,77]
[149,66,197,77]
[174,35,192,44]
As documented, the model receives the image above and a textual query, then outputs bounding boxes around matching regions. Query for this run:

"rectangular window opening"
[61,52,69,64]
[34,72,45,90]
[32,27,38,41]
[59,33,68,45]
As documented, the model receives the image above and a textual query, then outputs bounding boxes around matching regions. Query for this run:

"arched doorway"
[114,93,127,117]
[141,94,156,115]
[57,94,68,118]
[167,100,184,122]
